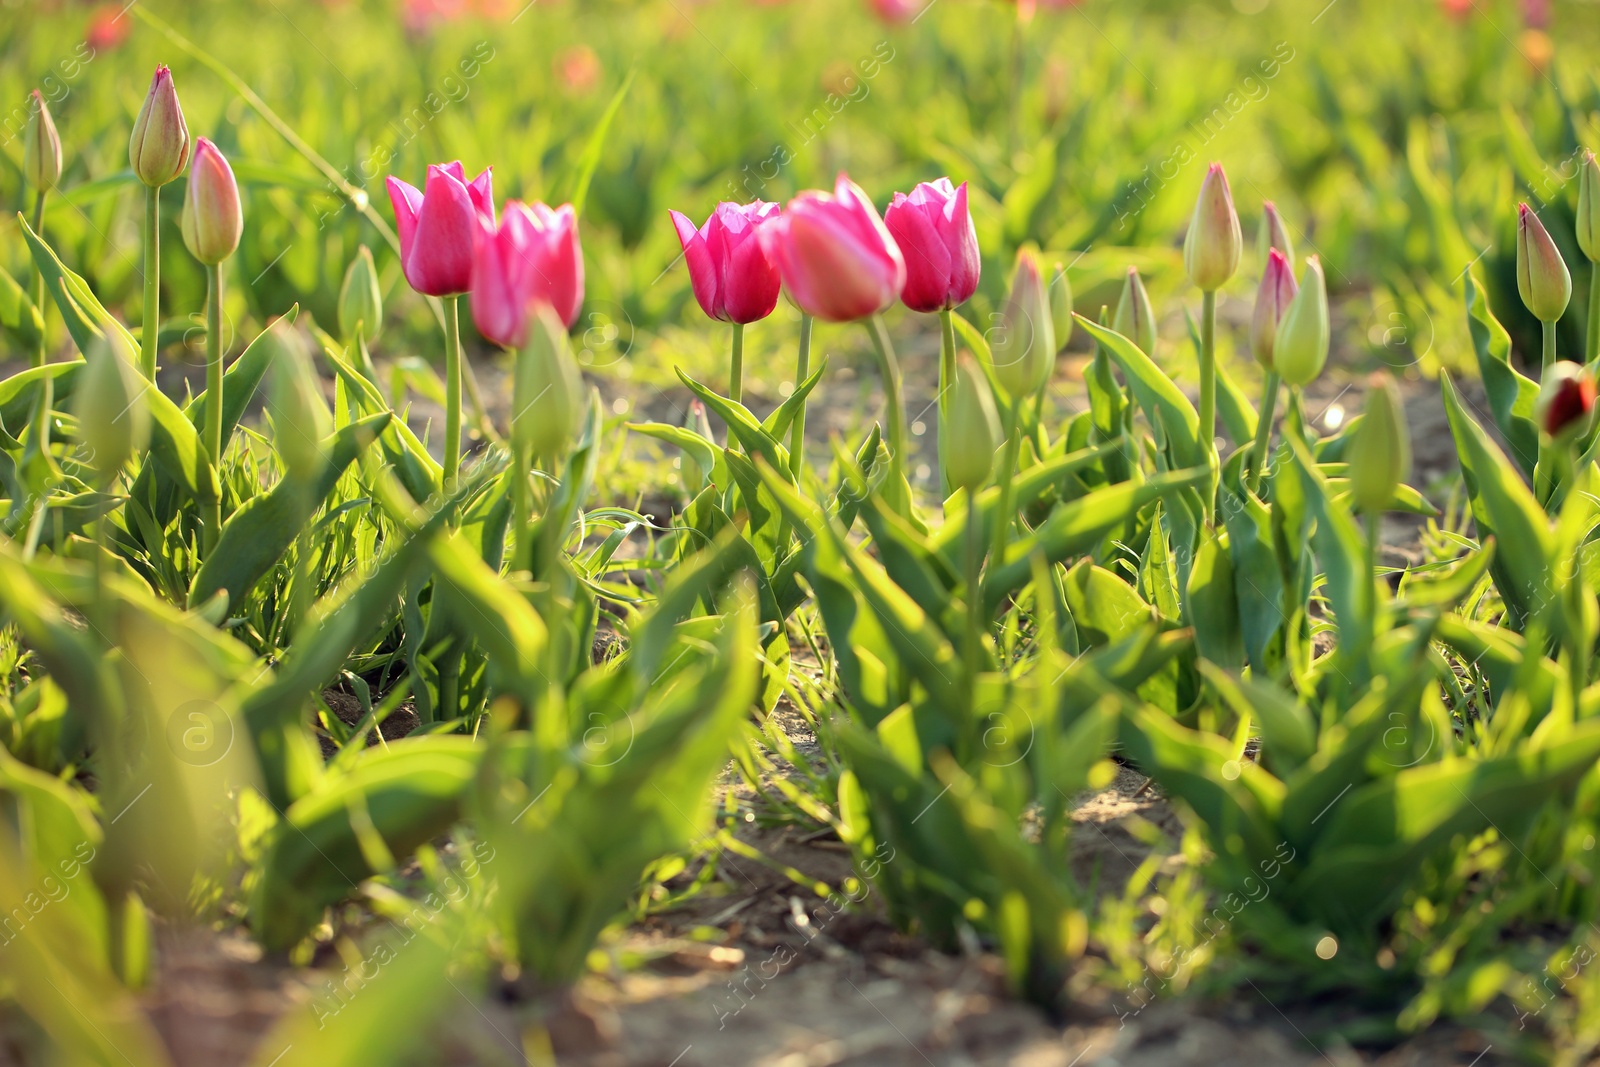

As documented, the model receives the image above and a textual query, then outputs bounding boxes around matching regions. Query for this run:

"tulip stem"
[865,314,908,491]
[30,191,47,369]
[28,190,53,473]
[442,294,463,487]
[512,443,532,574]
[1199,289,1218,523]
[204,261,224,551]
[1364,509,1381,599]
[1247,370,1280,494]
[140,185,161,380]
[1588,265,1600,366]
[789,313,813,479]
[938,308,956,498]
[1542,319,1557,371]
[964,488,984,686]
[729,322,745,407]
[991,401,1023,582]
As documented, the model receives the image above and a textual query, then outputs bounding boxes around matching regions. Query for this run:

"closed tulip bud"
[883,178,980,314]
[946,356,1000,492]
[181,138,242,265]
[1256,200,1294,266]
[1517,203,1571,323]
[513,305,586,462]
[1536,360,1596,441]
[990,249,1054,399]
[1049,262,1074,352]
[266,322,331,481]
[1346,372,1409,515]
[24,91,62,193]
[1274,256,1330,387]
[1251,248,1298,370]
[1112,267,1157,356]
[129,66,191,188]
[338,246,384,344]
[1576,150,1600,264]
[76,332,149,484]
[1183,162,1241,292]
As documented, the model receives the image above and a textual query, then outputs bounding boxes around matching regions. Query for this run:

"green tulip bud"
[1048,261,1074,353]
[1575,151,1599,264]
[129,66,191,188]
[1256,200,1294,267]
[1346,372,1409,515]
[24,91,62,194]
[338,246,384,344]
[1112,267,1157,356]
[266,321,331,482]
[513,305,586,463]
[945,355,1000,492]
[75,332,149,485]
[1274,256,1330,388]
[1517,202,1571,324]
[990,249,1054,399]
[1183,162,1241,292]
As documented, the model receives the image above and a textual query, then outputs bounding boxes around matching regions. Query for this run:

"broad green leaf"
[1075,315,1204,471]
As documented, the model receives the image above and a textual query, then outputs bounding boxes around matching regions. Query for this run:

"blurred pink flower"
[867,0,924,23]
[84,3,131,52]
[555,45,602,93]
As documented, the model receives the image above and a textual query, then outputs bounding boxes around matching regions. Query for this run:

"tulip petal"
[672,209,722,320]
[886,194,952,314]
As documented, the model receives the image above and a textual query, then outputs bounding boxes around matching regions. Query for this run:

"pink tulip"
[759,174,906,323]
[669,201,783,325]
[471,201,584,347]
[868,0,924,21]
[884,178,980,314]
[386,161,495,297]
[1251,248,1298,371]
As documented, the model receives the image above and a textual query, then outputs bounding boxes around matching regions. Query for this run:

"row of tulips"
[20,66,1600,537]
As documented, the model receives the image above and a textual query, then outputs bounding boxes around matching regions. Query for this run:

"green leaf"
[1290,721,1600,931]
[983,467,1209,609]
[1188,529,1244,669]
[1464,270,1540,479]
[188,413,389,609]
[251,737,483,950]
[1075,315,1203,471]
[1440,372,1552,629]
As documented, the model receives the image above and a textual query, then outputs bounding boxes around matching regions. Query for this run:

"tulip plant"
[14,36,1600,1066]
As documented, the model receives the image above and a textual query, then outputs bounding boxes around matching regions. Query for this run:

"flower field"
[6,0,1600,1063]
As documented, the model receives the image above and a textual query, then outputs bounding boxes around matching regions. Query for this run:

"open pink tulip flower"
[759,174,906,323]
[669,201,783,325]
[471,200,585,347]
[884,178,980,314]
[386,161,495,297]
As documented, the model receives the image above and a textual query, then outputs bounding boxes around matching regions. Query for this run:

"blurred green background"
[3,0,1599,388]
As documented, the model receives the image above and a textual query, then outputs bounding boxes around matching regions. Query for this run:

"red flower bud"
[1537,361,1596,440]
